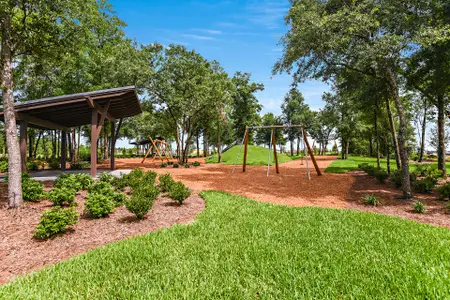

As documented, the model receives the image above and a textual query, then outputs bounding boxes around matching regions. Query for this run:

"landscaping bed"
[0,180,204,284]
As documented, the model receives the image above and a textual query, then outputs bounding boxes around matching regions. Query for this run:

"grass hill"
[206,145,301,166]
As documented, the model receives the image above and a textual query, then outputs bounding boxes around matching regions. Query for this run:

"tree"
[0,0,115,207]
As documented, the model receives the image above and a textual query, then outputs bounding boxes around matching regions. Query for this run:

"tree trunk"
[196,134,200,158]
[369,137,373,157]
[437,95,446,176]
[418,101,427,163]
[386,98,401,170]
[345,140,349,160]
[296,138,300,156]
[341,139,346,160]
[77,127,81,161]
[33,131,42,158]
[52,130,57,158]
[290,138,294,156]
[386,139,391,174]
[375,109,380,169]
[1,14,23,207]
[203,132,209,157]
[385,67,411,198]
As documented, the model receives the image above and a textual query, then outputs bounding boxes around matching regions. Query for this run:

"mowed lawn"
[2,191,450,299]
[325,155,450,174]
[206,145,301,165]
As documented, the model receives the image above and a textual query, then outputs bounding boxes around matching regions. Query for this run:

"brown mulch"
[0,185,204,284]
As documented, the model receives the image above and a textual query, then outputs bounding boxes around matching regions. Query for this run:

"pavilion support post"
[271,128,279,174]
[243,128,249,172]
[91,110,98,177]
[110,118,122,170]
[60,130,67,171]
[19,120,28,172]
[302,127,322,176]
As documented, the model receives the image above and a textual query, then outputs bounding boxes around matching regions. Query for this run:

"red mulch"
[0,184,204,284]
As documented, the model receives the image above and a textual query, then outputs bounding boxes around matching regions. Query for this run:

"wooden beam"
[91,110,98,177]
[60,131,67,171]
[19,120,28,172]
[243,128,249,172]
[95,101,111,136]
[85,96,95,108]
[16,113,69,131]
[272,128,279,174]
[86,96,114,121]
[110,118,122,170]
[302,128,322,176]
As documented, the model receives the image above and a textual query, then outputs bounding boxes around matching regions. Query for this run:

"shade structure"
[0,86,142,177]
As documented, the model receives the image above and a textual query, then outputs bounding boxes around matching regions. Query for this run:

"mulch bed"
[0,183,204,284]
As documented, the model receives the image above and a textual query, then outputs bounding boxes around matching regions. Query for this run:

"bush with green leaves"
[75,173,94,190]
[389,171,416,188]
[84,193,115,218]
[125,185,159,219]
[55,174,81,191]
[437,182,450,200]
[0,160,8,172]
[27,161,40,171]
[193,161,200,167]
[47,159,60,170]
[412,177,437,193]
[412,164,444,179]
[161,163,168,168]
[34,207,78,240]
[168,181,191,204]
[159,173,175,192]
[363,194,378,206]
[98,172,116,184]
[358,163,370,170]
[413,201,426,213]
[374,169,389,183]
[143,171,157,186]
[173,163,179,168]
[184,163,190,168]
[70,161,90,170]
[23,177,45,202]
[88,181,115,197]
[47,187,77,206]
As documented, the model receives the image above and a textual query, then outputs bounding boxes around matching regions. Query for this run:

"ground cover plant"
[2,191,450,298]
[206,145,301,165]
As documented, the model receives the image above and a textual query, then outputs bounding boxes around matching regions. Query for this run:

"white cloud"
[182,34,217,40]
[193,28,222,35]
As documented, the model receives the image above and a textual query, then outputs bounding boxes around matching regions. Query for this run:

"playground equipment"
[141,137,174,163]
[231,125,322,179]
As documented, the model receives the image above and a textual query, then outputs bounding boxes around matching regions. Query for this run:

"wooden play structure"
[141,137,174,163]
[232,125,322,179]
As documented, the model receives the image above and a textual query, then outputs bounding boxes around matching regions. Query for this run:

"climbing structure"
[141,137,173,163]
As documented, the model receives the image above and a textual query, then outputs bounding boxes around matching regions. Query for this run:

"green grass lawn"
[2,191,450,298]
[206,144,301,165]
[325,155,450,174]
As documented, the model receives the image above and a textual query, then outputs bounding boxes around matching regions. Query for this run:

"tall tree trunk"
[437,95,446,176]
[418,101,427,163]
[77,127,81,161]
[28,133,33,159]
[386,139,391,174]
[386,98,401,170]
[296,138,300,156]
[1,14,23,207]
[341,139,346,160]
[290,138,294,156]
[385,67,411,198]
[375,109,380,168]
[345,140,349,160]
[203,131,209,157]
[369,137,373,157]
[196,134,200,158]
[33,131,42,158]
[52,130,57,159]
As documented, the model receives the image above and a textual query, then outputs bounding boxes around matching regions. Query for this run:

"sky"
[108,0,330,116]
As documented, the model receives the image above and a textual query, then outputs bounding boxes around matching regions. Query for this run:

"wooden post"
[91,110,98,177]
[110,121,116,170]
[60,131,67,171]
[19,120,28,172]
[271,128,279,174]
[302,128,322,176]
[243,128,249,172]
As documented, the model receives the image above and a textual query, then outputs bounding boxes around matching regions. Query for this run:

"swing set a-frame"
[231,125,322,179]
[141,137,174,163]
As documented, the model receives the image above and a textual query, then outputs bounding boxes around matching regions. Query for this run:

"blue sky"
[109,0,330,116]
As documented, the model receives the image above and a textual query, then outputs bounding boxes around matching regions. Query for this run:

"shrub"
[23,178,44,202]
[358,163,370,170]
[88,182,115,197]
[173,163,179,168]
[34,207,78,240]
[98,172,116,184]
[390,171,417,188]
[142,171,157,186]
[129,168,145,180]
[375,169,389,183]
[363,194,378,206]
[47,159,60,170]
[112,192,127,207]
[47,187,77,206]
[27,161,40,171]
[111,174,128,191]
[193,161,200,167]
[0,160,8,172]
[168,181,191,204]
[184,163,190,168]
[412,178,437,193]
[84,193,115,218]
[159,174,175,192]
[70,161,90,170]
[413,201,426,213]
[168,161,174,165]
[74,173,94,190]
[125,185,159,219]
[161,163,168,168]
[55,174,81,191]
[412,164,443,179]
[365,166,377,176]
[437,182,450,200]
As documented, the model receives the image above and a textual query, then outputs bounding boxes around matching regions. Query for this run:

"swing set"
[231,125,322,179]
[141,137,174,163]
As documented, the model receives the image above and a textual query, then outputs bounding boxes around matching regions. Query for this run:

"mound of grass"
[2,192,450,298]
[206,144,301,166]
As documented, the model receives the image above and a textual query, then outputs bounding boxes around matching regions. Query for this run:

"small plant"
[70,161,90,170]
[374,169,389,183]
[23,178,45,202]
[161,163,168,168]
[88,181,116,197]
[142,171,157,186]
[74,173,94,190]
[413,201,426,213]
[168,161,174,165]
[168,181,191,204]
[34,207,78,240]
[125,185,159,219]
[173,163,179,168]
[112,192,127,207]
[184,163,190,168]
[98,172,116,184]
[159,173,175,192]
[55,174,82,191]
[27,161,40,171]
[437,182,450,200]
[363,194,378,206]
[84,193,115,218]
[193,161,201,167]
[47,187,77,206]
[47,159,60,170]
[413,177,437,193]
[358,163,370,170]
